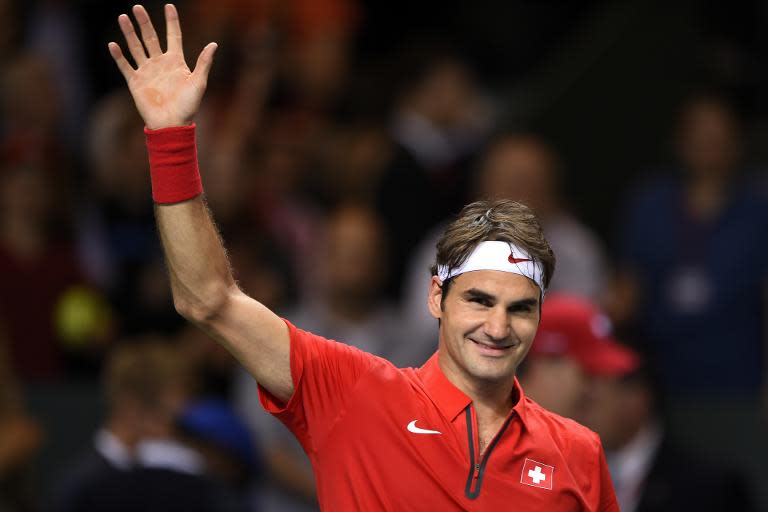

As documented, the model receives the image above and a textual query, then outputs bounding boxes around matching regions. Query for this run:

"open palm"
[108,4,217,130]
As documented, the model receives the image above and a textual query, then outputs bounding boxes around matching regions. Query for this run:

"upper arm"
[201,288,294,402]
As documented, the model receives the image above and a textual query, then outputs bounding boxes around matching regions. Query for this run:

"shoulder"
[523,398,602,454]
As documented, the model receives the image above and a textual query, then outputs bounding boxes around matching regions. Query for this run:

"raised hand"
[108,4,217,129]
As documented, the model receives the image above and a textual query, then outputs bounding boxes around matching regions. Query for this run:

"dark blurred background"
[1,0,767,510]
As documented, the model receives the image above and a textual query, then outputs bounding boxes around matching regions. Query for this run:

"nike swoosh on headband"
[508,255,532,264]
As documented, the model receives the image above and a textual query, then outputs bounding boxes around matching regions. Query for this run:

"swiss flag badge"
[520,458,554,490]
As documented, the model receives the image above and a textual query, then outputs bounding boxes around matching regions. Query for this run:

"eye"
[509,303,534,314]
[469,297,492,307]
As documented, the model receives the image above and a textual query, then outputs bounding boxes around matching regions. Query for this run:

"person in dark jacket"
[579,359,756,512]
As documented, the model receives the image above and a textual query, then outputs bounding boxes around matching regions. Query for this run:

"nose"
[483,306,510,342]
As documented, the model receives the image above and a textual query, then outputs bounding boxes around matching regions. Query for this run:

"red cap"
[530,294,640,376]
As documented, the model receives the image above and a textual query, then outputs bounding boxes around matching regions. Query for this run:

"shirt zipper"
[464,407,513,500]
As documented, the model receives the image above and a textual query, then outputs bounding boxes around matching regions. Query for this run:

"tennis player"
[109,5,619,510]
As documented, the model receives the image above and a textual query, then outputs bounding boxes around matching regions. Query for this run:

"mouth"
[468,338,514,356]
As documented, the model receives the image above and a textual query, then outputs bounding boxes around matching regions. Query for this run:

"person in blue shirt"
[614,92,768,397]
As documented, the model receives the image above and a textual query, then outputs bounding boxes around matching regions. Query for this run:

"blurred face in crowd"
[577,375,651,451]
[409,59,475,129]
[477,137,558,216]
[323,205,386,307]
[520,356,590,419]
[3,53,61,133]
[288,34,350,106]
[0,167,50,224]
[428,271,541,388]
[677,99,741,180]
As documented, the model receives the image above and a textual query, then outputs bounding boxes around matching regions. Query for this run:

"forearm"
[155,197,236,322]
[141,121,235,322]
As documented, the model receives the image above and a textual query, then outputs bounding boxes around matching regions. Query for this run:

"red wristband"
[145,124,203,204]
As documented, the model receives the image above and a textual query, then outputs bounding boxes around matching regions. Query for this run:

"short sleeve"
[257,319,380,453]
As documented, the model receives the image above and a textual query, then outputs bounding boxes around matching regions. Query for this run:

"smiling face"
[428,270,541,391]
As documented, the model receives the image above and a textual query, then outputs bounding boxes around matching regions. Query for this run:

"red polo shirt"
[259,321,619,511]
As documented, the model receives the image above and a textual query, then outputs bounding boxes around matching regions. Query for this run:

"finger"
[165,4,183,54]
[107,42,135,80]
[192,42,218,88]
[118,13,147,65]
[132,5,162,57]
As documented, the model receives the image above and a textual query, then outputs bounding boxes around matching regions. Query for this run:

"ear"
[427,276,444,320]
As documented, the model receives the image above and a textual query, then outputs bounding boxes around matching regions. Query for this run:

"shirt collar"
[134,438,206,475]
[417,351,530,428]
[94,428,133,470]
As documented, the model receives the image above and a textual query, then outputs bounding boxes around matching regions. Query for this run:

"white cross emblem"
[520,458,554,489]
[528,466,546,485]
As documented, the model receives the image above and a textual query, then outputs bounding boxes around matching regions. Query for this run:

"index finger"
[165,4,183,54]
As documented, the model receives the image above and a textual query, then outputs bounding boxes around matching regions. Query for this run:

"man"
[579,360,756,512]
[401,135,608,352]
[50,339,221,511]
[108,5,618,510]
[520,293,639,420]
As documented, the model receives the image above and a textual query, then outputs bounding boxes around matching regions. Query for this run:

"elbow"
[173,283,238,326]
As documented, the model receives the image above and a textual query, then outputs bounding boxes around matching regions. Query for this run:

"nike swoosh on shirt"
[407,420,442,435]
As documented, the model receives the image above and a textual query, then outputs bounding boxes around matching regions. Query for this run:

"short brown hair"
[431,199,555,296]
[104,339,193,410]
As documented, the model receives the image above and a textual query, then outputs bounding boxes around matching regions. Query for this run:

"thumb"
[192,42,218,88]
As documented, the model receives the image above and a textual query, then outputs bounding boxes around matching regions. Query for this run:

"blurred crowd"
[0,0,767,511]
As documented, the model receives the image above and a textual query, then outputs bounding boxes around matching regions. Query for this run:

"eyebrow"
[463,288,540,309]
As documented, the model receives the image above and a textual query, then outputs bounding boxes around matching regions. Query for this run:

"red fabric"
[258,321,619,511]
[144,125,203,204]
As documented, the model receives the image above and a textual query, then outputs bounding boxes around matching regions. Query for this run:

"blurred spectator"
[0,51,75,215]
[26,0,90,145]
[178,399,263,511]
[49,339,228,511]
[578,361,756,512]
[235,203,421,512]
[80,90,180,337]
[0,161,99,380]
[0,341,42,512]
[285,203,406,360]
[243,110,325,297]
[376,48,493,300]
[475,135,608,299]
[520,293,639,420]
[315,121,392,204]
[402,135,608,350]
[612,93,768,396]
[192,0,359,110]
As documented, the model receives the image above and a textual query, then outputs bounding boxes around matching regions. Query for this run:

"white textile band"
[436,241,545,292]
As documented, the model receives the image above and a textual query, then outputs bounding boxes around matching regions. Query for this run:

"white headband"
[436,241,545,293]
